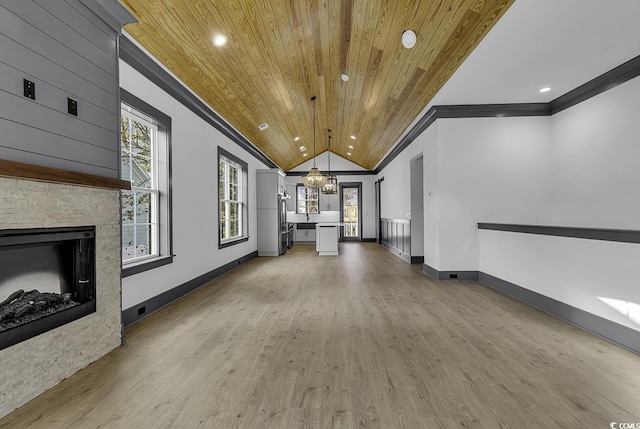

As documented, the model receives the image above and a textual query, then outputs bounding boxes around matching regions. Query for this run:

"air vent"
[258,123,269,131]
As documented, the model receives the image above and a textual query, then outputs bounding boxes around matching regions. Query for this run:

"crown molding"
[375,54,640,174]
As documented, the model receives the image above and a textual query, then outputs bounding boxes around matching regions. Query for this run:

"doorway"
[374,177,383,244]
[409,154,424,263]
[340,182,362,241]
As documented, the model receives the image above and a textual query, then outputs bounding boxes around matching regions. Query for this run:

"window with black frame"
[296,185,320,214]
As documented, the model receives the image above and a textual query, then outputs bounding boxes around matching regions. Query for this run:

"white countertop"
[315,222,344,227]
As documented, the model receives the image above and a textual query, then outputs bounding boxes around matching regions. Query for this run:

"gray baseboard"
[422,263,479,281]
[478,272,640,355]
[122,251,258,327]
[361,238,377,242]
[382,242,411,263]
[411,256,424,264]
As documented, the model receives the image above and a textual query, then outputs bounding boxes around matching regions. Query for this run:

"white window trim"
[218,147,249,248]
[219,156,244,242]
[121,109,160,264]
[120,88,173,277]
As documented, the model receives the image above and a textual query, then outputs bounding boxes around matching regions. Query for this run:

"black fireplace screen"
[0,226,96,350]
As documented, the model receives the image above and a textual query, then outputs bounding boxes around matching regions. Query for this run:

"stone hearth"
[0,176,121,417]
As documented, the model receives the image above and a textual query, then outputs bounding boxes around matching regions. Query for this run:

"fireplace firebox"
[0,226,96,350]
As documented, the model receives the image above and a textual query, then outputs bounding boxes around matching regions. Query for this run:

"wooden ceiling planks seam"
[120,0,515,171]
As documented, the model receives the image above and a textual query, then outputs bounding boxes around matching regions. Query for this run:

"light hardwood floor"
[2,243,639,428]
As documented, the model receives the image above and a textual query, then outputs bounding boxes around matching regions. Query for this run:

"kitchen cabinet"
[316,223,342,255]
[285,183,296,211]
[295,228,316,242]
[257,169,286,256]
[277,173,285,195]
[319,191,339,211]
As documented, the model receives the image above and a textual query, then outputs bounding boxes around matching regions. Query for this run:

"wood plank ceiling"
[120,0,515,171]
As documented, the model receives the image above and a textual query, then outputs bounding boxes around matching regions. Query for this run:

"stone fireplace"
[0,226,97,350]
[0,174,122,417]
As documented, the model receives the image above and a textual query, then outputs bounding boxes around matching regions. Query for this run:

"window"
[121,112,158,260]
[218,148,248,247]
[120,89,172,276]
[296,185,320,214]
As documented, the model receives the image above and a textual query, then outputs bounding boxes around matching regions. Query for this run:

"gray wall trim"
[361,238,376,242]
[380,218,411,263]
[375,54,640,174]
[119,36,278,169]
[285,170,376,176]
[122,251,258,327]
[435,103,550,118]
[478,223,640,244]
[382,242,411,263]
[120,88,171,126]
[479,272,640,355]
[422,263,439,280]
[122,255,174,278]
[421,263,479,281]
[77,0,137,33]
[550,54,640,114]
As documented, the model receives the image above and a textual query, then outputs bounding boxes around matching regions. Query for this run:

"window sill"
[122,255,174,278]
[219,236,249,249]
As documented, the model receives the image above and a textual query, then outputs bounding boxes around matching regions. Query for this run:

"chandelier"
[321,129,338,194]
[302,96,327,189]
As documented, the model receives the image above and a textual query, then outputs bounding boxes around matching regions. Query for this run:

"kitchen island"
[315,222,343,255]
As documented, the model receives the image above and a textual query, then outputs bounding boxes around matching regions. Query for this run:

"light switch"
[68,97,78,116]
[23,79,35,100]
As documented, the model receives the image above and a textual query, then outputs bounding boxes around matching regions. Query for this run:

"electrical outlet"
[137,306,146,316]
[23,79,35,100]
[67,97,78,116]
[449,274,458,279]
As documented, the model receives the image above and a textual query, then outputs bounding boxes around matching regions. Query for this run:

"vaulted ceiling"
[120,0,515,170]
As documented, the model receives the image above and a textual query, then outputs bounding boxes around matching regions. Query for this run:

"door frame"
[339,182,362,241]
[374,177,383,244]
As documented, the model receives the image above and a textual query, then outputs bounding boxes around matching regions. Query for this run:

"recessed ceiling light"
[539,87,551,93]
[303,153,308,157]
[347,152,352,156]
[402,30,416,49]
[213,35,227,47]
[341,74,349,82]
[294,136,300,141]
[348,145,353,149]
[350,135,356,140]
[258,122,268,131]
[299,146,306,151]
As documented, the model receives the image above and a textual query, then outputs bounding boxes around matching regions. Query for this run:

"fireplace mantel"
[0,159,131,191]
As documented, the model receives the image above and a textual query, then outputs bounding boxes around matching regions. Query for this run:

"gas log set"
[0,289,80,332]
[0,226,96,350]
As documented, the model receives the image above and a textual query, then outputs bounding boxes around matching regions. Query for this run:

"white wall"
[378,115,552,270]
[550,77,640,229]
[479,230,640,332]
[378,126,428,221]
[475,75,640,335]
[289,153,366,172]
[120,61,268,310]
[436,116,552,270]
